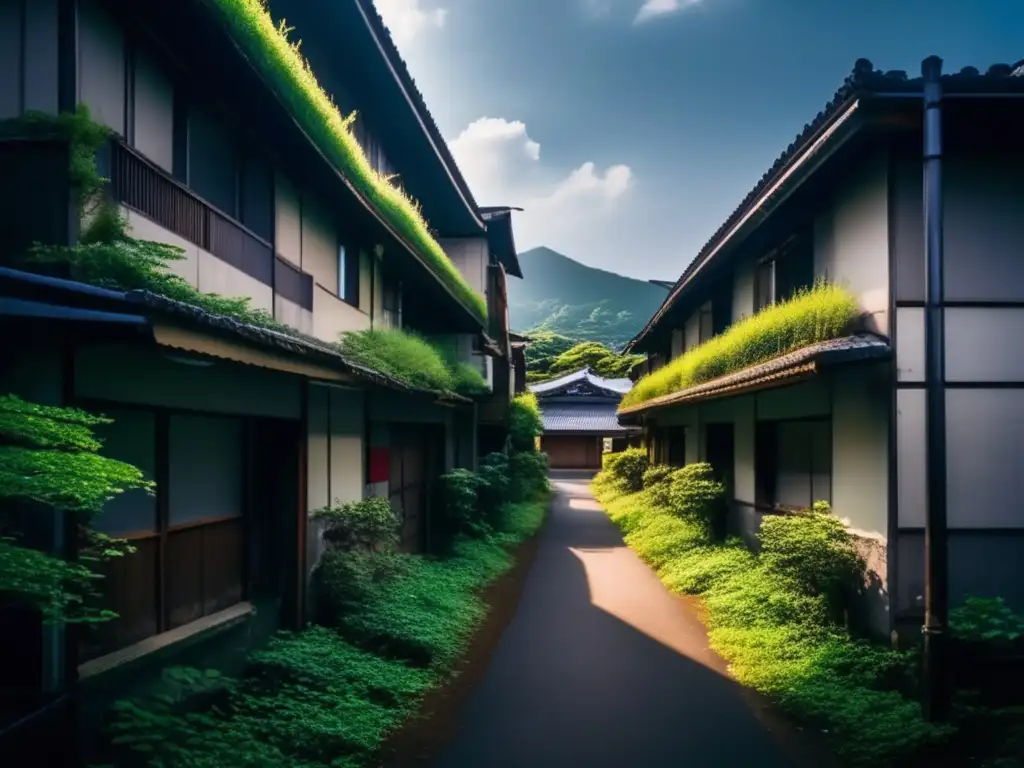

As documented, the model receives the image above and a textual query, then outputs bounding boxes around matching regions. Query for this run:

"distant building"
[530,368,639,469]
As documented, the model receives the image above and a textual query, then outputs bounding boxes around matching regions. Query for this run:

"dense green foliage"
[207,0,486,322]
[602,447,650,492]
[522,330,577,370]
[338,329,487,397]
[0,395,150,623]
[950,597,1024,643]
[508,247,668,350]
[593,465,951,764]
[311,497,400,553]
[527,340,643,383]
[509,392,544,452]
[622,283,859,408]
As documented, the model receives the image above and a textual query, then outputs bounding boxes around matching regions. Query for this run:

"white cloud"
[448,117,633,254]
[634,0,700,24]
[373,0,448,45]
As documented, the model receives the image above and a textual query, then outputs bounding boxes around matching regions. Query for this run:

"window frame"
[338,242,361,308]
[755,416,831,511]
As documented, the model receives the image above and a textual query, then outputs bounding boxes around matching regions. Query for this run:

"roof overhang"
[480,207,524,279]
[618,335,891,423]
[267,0,485,238]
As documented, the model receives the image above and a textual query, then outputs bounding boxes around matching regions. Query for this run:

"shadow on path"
[433,474,802,768]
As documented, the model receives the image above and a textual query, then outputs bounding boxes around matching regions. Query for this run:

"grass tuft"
[208,0,486,323]
[622,283,859,409]
[338,329,487,397]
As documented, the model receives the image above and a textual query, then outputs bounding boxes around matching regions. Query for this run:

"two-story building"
[620,58,1024,640]
[0,0,522,756]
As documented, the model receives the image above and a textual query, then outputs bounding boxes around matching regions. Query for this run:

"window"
[755,419,831,510]
[338,244,360,307]
[755,259,776,313]
[82,409,246,662]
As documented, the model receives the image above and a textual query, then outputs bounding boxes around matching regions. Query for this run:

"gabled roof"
[529,367,633,398]
[539,402,636,434]
[627,56,1024,353]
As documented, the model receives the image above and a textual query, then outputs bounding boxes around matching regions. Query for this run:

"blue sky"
[374,0,1022,280]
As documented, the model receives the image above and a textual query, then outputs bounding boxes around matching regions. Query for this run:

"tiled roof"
[618,334,890,417]
[540,402,636,434]
[529,367,634,396]
[628,57,1024,352]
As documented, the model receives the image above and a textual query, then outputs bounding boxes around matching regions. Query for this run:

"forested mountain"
[508,247,668,352]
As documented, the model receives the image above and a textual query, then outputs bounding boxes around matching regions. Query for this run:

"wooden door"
[389,426,433,552]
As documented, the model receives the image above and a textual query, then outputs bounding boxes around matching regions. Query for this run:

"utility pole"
[921,54,949,723]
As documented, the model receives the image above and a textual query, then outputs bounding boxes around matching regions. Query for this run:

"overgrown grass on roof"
[621,282,859,409]
[209,0,486,323]
[338,329,488,397]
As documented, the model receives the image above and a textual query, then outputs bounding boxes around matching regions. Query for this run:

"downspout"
[921,55,949,723]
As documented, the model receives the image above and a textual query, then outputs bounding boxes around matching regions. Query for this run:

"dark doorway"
[248,417,302,627]
[389,425,446,553]
[667,428,687,467]
[705,423,735,494]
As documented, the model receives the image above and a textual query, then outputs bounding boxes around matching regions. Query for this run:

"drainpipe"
[921,55,949,723]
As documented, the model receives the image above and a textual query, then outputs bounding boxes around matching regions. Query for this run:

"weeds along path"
[433,471,799,768]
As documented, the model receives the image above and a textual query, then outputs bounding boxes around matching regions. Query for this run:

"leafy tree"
[545,341,644,379]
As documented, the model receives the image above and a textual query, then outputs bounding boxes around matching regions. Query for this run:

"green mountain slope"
[508,247,669,351]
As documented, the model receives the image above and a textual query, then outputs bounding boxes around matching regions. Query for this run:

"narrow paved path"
[434,471,798,768]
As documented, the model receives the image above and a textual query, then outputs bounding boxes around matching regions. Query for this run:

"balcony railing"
[108,141,310,309]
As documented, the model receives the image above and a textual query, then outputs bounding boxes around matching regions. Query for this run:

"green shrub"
[593,469,951,765]
[603,447,649,492]
[622,282,859,409]
[642,464,674,488]
[311,496,399,553]
[508,450,549,501]
[950,596,1024,643]
[438,469,488,539]
[664,462,725,534]
[477,453,512,517]
[509,392,543,452]
[758,501,864,616]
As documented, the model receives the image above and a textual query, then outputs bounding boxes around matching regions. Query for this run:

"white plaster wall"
[313,284,370,343]
[896,388,925,528]
[301,194,338,292]
[831,368,889,536]
[329,388,365,506]
[813,151,890,336]
[198,249,273,312]
[946,308,1024,383]
[946,389,1024,528]
[275,295,313,336]
[731,397,756,504]
[896,307,925,382]
[274,173,302,268]
[440,237,488,300]
[74,344,303,419]
[732,258,756,325]
[670,328,685,359]
[307,385,330,512]
[124,209,199,286]
[684,313,700,351]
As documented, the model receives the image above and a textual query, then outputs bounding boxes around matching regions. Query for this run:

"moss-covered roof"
[208,0,487,325]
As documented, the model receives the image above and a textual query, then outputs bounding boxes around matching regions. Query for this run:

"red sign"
[368,447,390,484]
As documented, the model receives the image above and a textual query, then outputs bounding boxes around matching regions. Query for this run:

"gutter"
[627,99,862,353]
